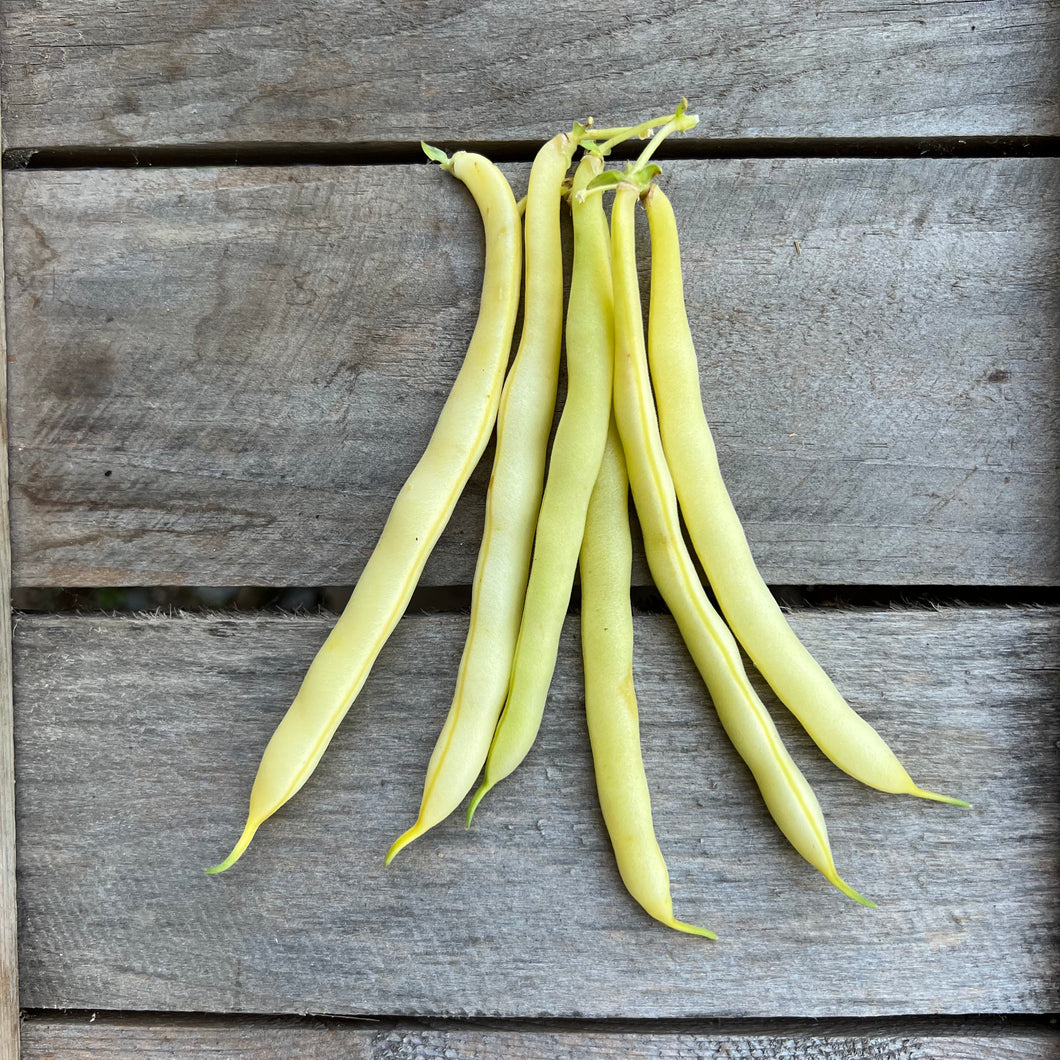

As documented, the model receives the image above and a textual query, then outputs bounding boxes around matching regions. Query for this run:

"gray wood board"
[17,1015,1060,1060]
[1,0,1057,150]
[11,607,1059,1017]
[4,158,1057,588]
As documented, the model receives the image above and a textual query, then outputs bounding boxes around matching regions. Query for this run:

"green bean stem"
[583,98,698,157]
[208,150,522,874]
[610,182,873,906]
[465,152,616,821]
[642,184,968,808]
[581,417,717,938]
[386,132,579,861]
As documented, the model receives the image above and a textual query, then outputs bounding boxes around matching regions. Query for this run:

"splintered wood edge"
[0,107,21,1060]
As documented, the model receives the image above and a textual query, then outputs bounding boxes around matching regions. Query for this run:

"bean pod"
[643,183,967,808]
[210,149,522,873]
[610,179,872,907]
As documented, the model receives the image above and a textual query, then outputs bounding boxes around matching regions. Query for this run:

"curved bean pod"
[466,151,615,821]
[581,417,717,938]
[386,132,578,861]
[610,181,873,906]
[643,184,967,808]
[208,150,522,873]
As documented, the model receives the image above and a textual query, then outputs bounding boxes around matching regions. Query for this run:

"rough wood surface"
[5,158,1057,588]
[11,607,1059,1017]
[0,110,23,1060]
[1,0,1057,151]
[17,1014,1060,1060]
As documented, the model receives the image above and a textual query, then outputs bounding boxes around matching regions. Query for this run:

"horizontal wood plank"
[17,1014,1060,1060]
[4,158,1057,588]
[1,0,1057,150]
[12,607,1059,1017]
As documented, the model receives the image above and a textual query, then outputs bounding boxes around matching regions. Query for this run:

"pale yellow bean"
[209,150,522,873]
[610,180,872,906]
[582,417,716,938]
[643,184,967,808]
[386,132,578,861]
[467,151,615,820]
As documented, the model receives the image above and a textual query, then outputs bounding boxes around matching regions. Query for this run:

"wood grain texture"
[0,110,23,1060]
[17,1014,1060,1060]
[1,0,1057,150]
[4,158,1057,588]
[11,607,1059,1017]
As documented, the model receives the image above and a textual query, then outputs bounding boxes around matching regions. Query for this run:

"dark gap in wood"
[9,585,355,615]
[3,134,1058,171]
[9,584,1058,615]
[15,1008,1060,1035]
[770,583,1060,610]
[635,584,1060,613]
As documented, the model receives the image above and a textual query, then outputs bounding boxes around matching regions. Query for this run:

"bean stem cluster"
[208,102,967,936]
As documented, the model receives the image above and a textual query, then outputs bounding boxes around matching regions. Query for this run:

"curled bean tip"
[205,821,258,875]
[383,833,411,866]
[465,785,489,827]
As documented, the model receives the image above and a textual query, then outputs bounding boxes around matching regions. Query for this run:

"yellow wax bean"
[208,149,522,874]
[386,132,578,861]
[581,417,717,938]
[643,184,967,809]
[467,151,615,820]
[610,181,873,906]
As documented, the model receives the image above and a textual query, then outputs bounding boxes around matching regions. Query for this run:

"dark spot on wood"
[104,470,112,477]
[42,340,115,399]
[986,368,1011,383]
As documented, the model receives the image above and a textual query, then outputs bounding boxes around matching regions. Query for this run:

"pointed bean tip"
[670,918,718,940]
[204,851,238,875]
[913,786,972,808]
[385,825,420,865]
[204,819,259,876]
[465,784,490,827]
[834,876,876,908]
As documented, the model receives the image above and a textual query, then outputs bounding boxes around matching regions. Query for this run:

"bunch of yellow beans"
[208,102,966,936]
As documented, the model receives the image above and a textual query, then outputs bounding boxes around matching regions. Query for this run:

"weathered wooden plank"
[17,1014,1060,1060]
[11,607,1059,1017]
[1,0,1057,150]
[4,158,1057,588]
[0,109,22,1060]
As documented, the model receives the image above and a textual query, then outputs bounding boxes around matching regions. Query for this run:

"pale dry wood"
[17,1014,1060,1060]
[11,607,1059,1017]
[0,109,23,1060]
[4,158,1057,588]
[0,0,1057,150]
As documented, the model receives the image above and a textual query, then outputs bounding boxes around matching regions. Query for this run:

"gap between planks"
[2,134,1058,172]
[9,584,1060,619]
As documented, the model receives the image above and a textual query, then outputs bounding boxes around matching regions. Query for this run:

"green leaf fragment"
[584,169,627,193]
[421,141,451,166]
